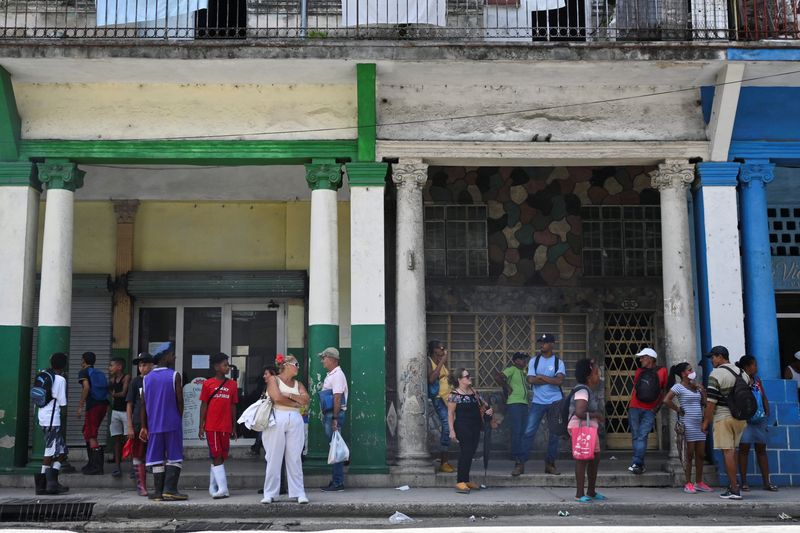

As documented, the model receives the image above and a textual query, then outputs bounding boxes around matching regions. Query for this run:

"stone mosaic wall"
[424,166,659,285]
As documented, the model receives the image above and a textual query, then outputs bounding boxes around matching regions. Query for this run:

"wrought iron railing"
[0,0,797,40]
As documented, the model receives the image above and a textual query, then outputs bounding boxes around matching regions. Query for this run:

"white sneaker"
[297,495,309,504]
[260,496,272,504]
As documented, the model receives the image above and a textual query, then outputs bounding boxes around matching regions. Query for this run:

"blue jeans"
[519,402,559,464]
[431,398,451,451]
[629,407,656,467]
[506,403,529,461]
[323,411,347,486]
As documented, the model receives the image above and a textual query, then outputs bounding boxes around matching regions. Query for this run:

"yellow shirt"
[430,358,451,399]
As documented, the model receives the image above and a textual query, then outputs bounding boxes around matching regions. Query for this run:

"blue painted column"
[739,160,780,379]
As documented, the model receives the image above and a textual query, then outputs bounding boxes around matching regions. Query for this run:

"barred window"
[424,205,488,277]
[582,206,662,277]
[768,205,800,257]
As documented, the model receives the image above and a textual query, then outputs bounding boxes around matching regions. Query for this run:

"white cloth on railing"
[340,0,447,27]
[95,0,208,26]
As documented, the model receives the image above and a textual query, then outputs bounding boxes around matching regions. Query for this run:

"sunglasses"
[287,362,300,368]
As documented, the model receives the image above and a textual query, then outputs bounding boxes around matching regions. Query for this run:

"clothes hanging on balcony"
[95,0,209,26]
[341,0,447,26]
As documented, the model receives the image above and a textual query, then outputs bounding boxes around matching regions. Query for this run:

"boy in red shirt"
[199,352,239,499]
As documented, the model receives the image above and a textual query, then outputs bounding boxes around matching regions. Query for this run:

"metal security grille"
[424,205,488,278]
[582,206,662,278]
[0,499,94,521]
[427,313,587,390]
[768,205,800,257]
[604,311,659,450]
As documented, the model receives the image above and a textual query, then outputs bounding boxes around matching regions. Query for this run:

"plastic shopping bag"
[327,430,350,465]
[571,417,597,461]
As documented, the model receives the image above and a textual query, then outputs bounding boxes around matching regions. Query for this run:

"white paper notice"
[191,354,210,369]
[182,377,206,442]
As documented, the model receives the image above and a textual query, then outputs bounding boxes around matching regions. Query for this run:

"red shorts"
[131,436,146,459]
[83,404,108,442]
[206,431,230,460]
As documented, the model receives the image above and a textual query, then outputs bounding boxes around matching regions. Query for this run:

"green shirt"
[502,365,529,405]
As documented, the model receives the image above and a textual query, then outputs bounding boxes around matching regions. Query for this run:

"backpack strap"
[45,371,57,430]
[207,378,229,403]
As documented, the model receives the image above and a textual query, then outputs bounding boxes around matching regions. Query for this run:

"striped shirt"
[707,363,750,421]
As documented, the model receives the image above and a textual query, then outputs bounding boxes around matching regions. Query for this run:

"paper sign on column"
[191,354,210,369]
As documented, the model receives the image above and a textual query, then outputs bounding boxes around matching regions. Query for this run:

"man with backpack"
[33,352,69,495]
[628,347,667,475]
[77,351,109,475]
[703,345,753,500]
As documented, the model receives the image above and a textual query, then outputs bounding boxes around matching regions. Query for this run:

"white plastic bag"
[327,430,350,465]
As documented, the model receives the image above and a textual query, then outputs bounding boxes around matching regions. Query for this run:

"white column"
[39,188,75,331]
[392,159,431,471]
[651,159,699,463]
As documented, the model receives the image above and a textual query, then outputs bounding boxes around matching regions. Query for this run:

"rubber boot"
[53,469,69,493]
[34,473,47,495]
[80,444,92,474]
[46,467,68,494]
[149,469,165,501]
[83,447,103,475]
[162,465,188,501]
[135,463,148,497]
[211,464,229,499]
[208,465,218,497]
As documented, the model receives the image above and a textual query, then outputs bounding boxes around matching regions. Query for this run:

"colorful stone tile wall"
[424,166,659,285]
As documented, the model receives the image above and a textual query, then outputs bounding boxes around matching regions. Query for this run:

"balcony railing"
[0,0,797,40]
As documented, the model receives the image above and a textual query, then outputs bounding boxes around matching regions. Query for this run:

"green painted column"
[0,162,40,469]
[345,162,389,473]
[305,160,343,468]
[31,160,84,462]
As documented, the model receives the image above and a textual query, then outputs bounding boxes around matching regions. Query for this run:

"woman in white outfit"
[261,354,310,504]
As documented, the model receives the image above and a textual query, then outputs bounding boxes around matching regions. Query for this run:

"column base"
[392,456,434,475]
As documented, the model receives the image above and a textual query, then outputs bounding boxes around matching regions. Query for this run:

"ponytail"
[736,354,756,371]
[669,362,690,385]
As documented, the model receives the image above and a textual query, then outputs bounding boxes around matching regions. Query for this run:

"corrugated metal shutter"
[31,293,113,448]
[126,270,307,299]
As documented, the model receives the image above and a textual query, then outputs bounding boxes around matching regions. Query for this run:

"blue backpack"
[87,367,109,402]
[749,384,766,423]
[31,371,55,408]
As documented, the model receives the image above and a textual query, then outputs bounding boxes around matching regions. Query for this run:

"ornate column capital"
[305,159,343,191]
[739,160,775,186]
[113,200,140,224]
[345,162,388,187]
[36,159,84,192]
[650,159,695,191]
[696,162,741,188]
[391,159,428,190]
[0,161,39,190]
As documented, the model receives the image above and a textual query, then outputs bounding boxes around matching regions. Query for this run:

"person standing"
[34,352,69,495]
[736,355,778,492]
[663,362,711,493]
[126,353,154,497]
[447,368,492,493]
[627,347,667,475]
[77,351,109,476]
[568,359,605,503]
[703,345,750,500]
[427,340,454,473]
[495,352,529,477]
[108,357,131,478]
[199,353,239,499]
[783,351,800,402]
[319,347,348,492]
[518,333,565,476]
[261,354,310,504]
[140,342,187,501]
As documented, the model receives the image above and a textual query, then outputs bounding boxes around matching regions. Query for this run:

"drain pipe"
[300,0,308,37]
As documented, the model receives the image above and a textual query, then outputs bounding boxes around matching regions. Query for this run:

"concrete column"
[112,200,139,364]
[33,159,84,460]
[739,161,780,379]
[305,159,342,466]
[346,162,389,473]
[391,159,431,471]
[650,159,698,462]
[0,162,40,468]
[694,163,746,381]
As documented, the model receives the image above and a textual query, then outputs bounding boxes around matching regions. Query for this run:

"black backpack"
[634,367,662,403]
[721,366,758,421]
[552,385,589,437]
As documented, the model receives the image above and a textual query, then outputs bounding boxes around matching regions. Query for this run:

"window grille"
[426,313,587,390]
[768,205,800,257]
[582,206,662,277]
[424,205,488,277]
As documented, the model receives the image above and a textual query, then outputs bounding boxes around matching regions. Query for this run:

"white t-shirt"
[322,366,349,402]
[37,373,67,427]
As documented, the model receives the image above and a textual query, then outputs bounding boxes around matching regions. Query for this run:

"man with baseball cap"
[319,347,348,492]
[516,333,565,476]
[783,350,800,403]
[628,347,667,475]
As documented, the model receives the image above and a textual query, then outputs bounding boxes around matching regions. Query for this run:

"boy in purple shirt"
[140,342,187,501]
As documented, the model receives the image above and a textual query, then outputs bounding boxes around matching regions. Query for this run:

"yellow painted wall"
[37,201,116,274]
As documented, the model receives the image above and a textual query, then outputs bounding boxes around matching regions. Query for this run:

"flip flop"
[575,496,592,503]
[741,485,750,492]
[764,484,779,492]
[589,492,607,500]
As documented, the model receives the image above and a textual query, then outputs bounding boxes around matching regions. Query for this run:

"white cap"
[794,351,800,361]
[635,347,658,359]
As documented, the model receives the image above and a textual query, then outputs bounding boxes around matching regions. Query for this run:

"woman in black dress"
[447,368,492,494]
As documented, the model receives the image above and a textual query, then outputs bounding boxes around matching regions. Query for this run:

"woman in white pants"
[261,354,310,504]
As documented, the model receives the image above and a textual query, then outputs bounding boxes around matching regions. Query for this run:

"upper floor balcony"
[0,0,797,42]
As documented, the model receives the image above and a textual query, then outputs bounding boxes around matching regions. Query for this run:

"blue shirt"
[528,354,565,405]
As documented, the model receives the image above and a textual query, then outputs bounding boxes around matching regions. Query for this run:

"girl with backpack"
[568,359,605,502]
[663,362,712,494]
[736,355,778,492]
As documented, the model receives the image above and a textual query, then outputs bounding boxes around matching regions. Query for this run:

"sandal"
[575,495,592,503]
[588,492,607,500]
[740,484,750,492]
[764,484,779,492]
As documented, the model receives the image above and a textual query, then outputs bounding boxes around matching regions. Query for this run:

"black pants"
[455,421,481,483]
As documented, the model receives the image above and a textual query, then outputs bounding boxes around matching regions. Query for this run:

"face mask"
[687,371,697,380]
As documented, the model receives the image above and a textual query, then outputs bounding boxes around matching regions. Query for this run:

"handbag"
[251,396,275,432]
[319,389,347,414]
[571,414,597,461]
[749,384,766,423]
